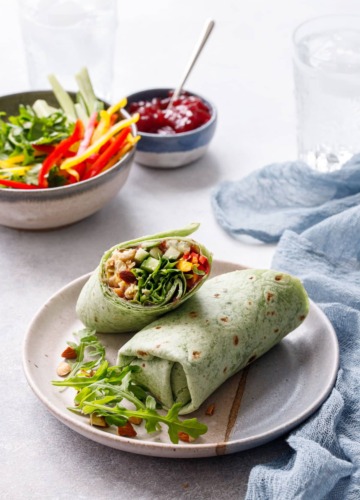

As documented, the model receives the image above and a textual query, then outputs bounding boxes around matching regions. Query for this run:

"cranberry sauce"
[127,92,212,135]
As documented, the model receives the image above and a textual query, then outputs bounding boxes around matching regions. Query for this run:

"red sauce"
[127,92,212,135]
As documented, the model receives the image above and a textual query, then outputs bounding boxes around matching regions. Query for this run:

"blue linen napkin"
[211,155,360,243]
[245,206,360,499]
[212,160,360,498]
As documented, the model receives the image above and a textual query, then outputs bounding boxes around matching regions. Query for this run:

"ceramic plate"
[23,260,339,458]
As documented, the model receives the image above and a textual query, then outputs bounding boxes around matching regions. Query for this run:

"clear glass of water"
[293,15,360,172]
[18,0,118,101]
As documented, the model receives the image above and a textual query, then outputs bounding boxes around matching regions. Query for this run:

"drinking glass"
[18,0,118,101]
[293,15,360,172]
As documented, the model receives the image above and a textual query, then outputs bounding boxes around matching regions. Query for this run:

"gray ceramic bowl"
[0,91,136,230]
[126,88,217,168]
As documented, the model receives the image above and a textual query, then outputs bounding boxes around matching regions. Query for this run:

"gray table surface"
[2,0,358,498]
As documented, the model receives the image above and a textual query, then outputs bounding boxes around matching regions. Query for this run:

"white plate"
[23,260,339,458]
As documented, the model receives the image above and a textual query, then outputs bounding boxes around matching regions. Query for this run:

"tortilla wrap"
[76,223,212,333]
[118,269,309,414]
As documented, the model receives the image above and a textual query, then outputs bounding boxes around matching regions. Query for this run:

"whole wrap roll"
[76,223,212,333]
[118,269,309,414]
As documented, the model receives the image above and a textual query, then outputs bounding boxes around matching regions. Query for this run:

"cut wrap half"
[76,223,212,333]
[118,269,309,414]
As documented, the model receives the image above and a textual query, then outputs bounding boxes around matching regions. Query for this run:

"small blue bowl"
[126,88,217,168]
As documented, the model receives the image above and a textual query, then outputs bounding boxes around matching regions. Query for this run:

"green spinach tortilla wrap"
[118,269,309,414]
[76,223,212,333]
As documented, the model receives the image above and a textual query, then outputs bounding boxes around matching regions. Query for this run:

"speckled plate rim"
[22,260,339,459]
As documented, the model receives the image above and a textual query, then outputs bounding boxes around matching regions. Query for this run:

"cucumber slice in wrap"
[76,223,213,333]
[118,269,309,415]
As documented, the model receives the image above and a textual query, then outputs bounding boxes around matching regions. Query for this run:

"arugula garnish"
[52,329,207,444]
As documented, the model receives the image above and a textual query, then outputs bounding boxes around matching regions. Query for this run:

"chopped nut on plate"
[90,414,108,428]
[205,403,215,416]
[56,361,71,377]
[61,346,77,359]
[128,416,143,425]
[117,421,137,438]
[178,432,195,443]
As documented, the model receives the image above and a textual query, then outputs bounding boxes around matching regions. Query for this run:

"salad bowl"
[0,90,136,230]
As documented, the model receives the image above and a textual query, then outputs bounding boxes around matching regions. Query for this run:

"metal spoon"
[168,19,215,107]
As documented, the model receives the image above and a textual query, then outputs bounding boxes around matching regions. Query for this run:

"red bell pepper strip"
[32,144,55,155]
[72,161,87,180]
[82,127,131,180]
[66,170,80,184]
[76,153,100,181]
[0,179,38,189]
[38,119,84,188]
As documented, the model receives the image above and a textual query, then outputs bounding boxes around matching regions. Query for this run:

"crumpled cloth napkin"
[245,206,360,499]
[217,164,360,498]
[211,155,360,243]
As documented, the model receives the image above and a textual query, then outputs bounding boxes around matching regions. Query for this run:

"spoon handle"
[170,19,215,104]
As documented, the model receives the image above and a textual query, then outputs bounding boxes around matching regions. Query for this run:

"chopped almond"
[117,421,137,438]
[178,432,195,443]
[56,361,71,377]
[61,346,77,359]
[90,414,108,427]
[205,404,215,416]
[128,416,143,426]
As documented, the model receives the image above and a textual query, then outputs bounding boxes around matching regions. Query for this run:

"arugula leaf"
[131,257,187,306]
[0,104,73,184]
[52,329,208,444]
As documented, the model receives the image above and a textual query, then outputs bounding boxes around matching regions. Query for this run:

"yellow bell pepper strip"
[38,119,84,188]
[90,97,127,144]
[3,151,44,165]
[90,110,111,144]
[107,97,127,117]
[4,154,29,165]
[0,159,15,169]
[0,179,38,189]
[82,127,131,180]
[0,166,32,176]
[60,113,139,172]
[77,111,98,156]
[0,159,29,170]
